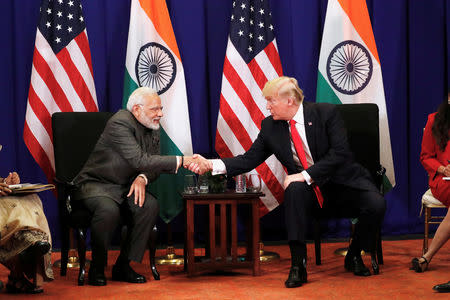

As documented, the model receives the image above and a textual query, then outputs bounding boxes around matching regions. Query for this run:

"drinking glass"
[235,174,246,193]
[184,174,197,194]
[247,174,261,192]
[198,174,209,193]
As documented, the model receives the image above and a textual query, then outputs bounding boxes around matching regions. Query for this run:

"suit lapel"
[303,101,318,161]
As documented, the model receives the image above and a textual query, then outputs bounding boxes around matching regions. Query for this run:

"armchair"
[313,103,385,273]
[52,112,159,285]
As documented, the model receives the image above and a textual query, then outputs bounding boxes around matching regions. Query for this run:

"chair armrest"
[54,177,77,215]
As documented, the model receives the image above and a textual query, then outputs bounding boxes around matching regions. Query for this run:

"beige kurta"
[0,193,53,281]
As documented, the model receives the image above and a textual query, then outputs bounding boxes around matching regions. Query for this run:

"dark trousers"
[284,181,385,254]
[82,193,159,268]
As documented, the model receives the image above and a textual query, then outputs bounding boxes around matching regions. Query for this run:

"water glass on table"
[247,174,261,192]
[235,174,246,193]
[198,174,209,193]
[184,174,197,194]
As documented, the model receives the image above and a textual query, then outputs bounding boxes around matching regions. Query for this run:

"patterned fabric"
[0,193,53,281]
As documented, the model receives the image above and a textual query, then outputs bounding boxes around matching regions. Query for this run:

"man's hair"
[126,87,158,111]
[262,76,304,103]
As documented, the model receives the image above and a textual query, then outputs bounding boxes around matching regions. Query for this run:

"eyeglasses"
[138,104,164,112]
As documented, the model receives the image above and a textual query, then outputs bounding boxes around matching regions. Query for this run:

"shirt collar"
[291,102,304,125]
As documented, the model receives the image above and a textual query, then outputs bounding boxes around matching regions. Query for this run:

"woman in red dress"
[411,93,450,274]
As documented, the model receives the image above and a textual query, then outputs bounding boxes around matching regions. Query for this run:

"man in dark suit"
[74,87,208,286]
[207,76,386,288]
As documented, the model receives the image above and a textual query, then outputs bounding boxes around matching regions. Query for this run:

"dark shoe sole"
[111,267,147,284]
[433,289,450,293]
[88,280,107,286]
[111,276,146,283]
[345,261,371,276]
[285,281,303,288]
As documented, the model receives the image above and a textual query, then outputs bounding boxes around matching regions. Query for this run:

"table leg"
[231,202,237,263]
[252,201,261,276]
[220,203,227,262]
[186,200,195,276]
[209,203,216,264]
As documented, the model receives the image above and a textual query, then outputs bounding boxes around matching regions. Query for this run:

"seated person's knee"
[285,181,309,194]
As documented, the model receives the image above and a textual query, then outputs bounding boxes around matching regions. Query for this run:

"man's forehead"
[265,94,282,101]
[143,94,161,105]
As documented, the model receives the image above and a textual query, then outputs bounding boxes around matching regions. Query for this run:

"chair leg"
[60,224,70,276]
[313,219,321,265]
[423,206,430,255]
[369,228,380,274]
[33,261,44,289]
[376,228,383,265]
[77,228,87,286]
[370,252,379,275]
[148,225,160,280]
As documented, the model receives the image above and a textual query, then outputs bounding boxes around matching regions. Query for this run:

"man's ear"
[131,105,140,117]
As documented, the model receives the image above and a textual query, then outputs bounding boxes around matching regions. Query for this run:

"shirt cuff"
[211,159,227,175]
[175,156,182,174]
[301,170,313,185]
[137,174,148,185]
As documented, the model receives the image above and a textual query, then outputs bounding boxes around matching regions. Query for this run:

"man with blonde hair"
[205,76,385,288]
[74,87,209,286]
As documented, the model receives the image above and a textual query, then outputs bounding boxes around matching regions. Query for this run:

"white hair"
[126,87,158,111]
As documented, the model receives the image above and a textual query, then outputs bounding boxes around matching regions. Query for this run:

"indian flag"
[316,0,395,191]
[123,0,193,222]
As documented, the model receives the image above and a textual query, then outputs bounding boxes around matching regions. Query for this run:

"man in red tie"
[207,76,385,288]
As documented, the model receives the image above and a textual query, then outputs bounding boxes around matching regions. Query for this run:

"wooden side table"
[182,191,264,276]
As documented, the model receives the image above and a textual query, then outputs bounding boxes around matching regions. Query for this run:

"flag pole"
[155,223,184,265]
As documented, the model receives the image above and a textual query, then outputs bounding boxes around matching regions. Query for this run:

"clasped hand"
[440,164,450,177]
[184,154,212,175]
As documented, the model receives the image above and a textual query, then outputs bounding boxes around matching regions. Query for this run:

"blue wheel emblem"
[135,42,176,95]
[326,40,372,95]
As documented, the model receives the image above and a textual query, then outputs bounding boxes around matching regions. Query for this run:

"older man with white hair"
[73,87,209,286]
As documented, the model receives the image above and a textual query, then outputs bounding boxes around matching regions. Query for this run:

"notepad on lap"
[8,183,55,194]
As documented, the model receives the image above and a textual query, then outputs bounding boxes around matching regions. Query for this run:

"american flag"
[215,0,286,215]
[24,0,98,181]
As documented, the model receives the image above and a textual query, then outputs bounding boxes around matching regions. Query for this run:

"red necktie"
[289,119,324,208]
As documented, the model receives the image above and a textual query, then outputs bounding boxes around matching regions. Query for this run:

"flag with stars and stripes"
[24,0,98,182]
[215,0,286,216]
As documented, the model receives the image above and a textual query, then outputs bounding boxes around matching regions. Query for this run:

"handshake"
[183,154,213,175]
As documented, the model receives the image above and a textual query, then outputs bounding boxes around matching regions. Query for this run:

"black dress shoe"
[433,281,450,293]
[285,265,307,288]
[344,253,371,276]
[88,267,107,286]
[112,264,146,283]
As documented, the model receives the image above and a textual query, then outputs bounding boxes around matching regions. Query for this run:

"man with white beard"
[73,87,210,286]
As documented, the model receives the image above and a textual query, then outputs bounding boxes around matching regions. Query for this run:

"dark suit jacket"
[223,101,377,192]
[73,109,177,203]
